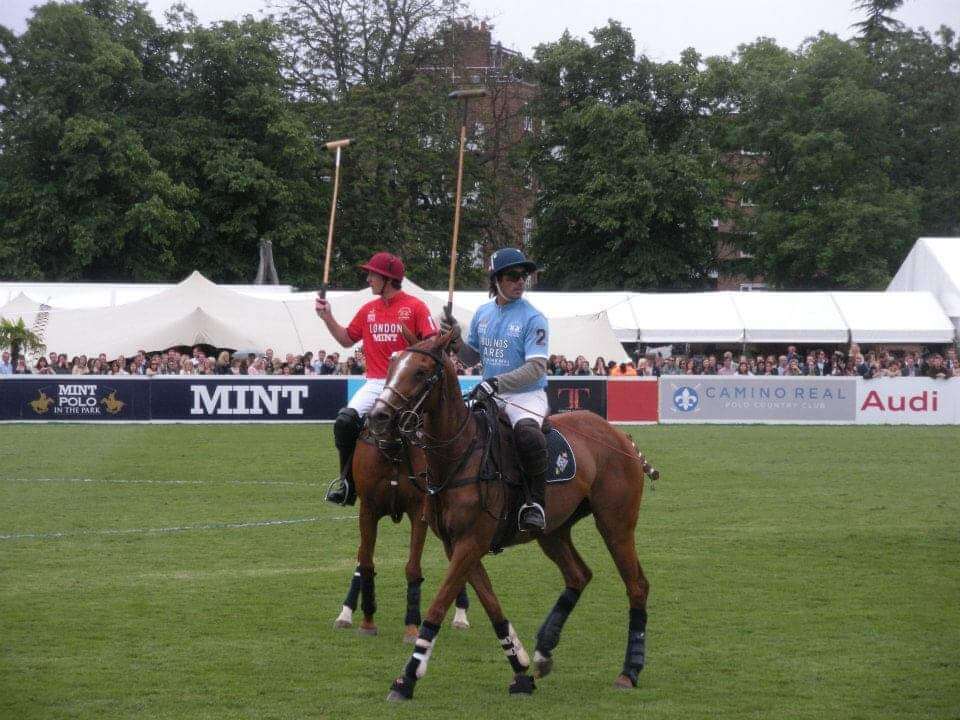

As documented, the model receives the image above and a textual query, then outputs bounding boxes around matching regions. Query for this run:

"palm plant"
[0,317,46,368]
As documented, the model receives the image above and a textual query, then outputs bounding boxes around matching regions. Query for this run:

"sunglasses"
[501,271,528,282]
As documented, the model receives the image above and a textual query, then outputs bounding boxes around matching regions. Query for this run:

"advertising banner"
[1,377,151,421]
[151,377,346,421]
[547,377,607,417]
[856,378,958,425]
[659,376,857,424]
[606,378,659,423]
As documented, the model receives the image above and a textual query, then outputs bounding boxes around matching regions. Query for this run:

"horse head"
[368,327,458,440]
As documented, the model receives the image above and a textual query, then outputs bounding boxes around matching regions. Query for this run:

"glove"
[470,377,498,401]
[440,314,462,351]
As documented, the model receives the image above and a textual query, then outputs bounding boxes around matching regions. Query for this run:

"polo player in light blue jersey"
[442,247,549,532]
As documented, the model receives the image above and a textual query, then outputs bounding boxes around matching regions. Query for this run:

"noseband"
[375,347,446,438]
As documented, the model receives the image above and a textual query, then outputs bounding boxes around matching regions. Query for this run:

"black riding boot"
[326,408,363,506]
[514,418,547,531]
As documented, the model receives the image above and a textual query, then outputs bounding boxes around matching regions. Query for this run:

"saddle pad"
[546,427,576,484]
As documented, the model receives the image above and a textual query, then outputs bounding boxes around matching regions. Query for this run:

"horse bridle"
[374,347,447,438]
[374,347,473,453]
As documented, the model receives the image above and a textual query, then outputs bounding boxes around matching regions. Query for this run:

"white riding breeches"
[497,389,549,427]
[348,379,386,416]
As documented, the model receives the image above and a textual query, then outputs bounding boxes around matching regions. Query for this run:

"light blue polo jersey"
[466,297,549,392]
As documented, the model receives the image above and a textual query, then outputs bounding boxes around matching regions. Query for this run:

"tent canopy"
[732,292,848,344]
[887,237,960,329]
[831,291,955,344]
[0,272,628,361]
[633,293,744,344]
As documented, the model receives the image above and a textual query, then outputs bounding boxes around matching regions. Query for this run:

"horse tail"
[628,435,660,484]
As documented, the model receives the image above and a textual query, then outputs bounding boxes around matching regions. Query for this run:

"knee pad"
[514,418,546,455]
[334,407,363,447]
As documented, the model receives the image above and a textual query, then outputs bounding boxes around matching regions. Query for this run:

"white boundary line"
[0,515,358,542]
[1,477,323,487]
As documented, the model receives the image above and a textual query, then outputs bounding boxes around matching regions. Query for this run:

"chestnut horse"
[368,331,657,701]
[332,431,471,641]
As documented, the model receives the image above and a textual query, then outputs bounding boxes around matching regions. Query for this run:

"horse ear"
[437,328,456,352]
[400,323,417,345]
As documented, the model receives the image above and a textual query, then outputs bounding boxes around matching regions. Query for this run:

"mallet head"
[448,89,488,101]
[324,138,354,150]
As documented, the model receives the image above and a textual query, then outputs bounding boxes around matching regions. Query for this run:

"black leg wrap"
[404,578,423,627]
[343,565,362,610]
[359,567,376,617]
[401,620,440,680]
[621,607,647,684]
[509,673,536,695]
[535,587,581,656]
[494,619,527,674]
[455,586,469,610]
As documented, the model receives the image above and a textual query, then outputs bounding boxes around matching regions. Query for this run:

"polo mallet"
[445,89,487,322]
[320,138,354,299]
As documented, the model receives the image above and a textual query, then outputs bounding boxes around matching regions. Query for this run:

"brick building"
[425,20,539,265]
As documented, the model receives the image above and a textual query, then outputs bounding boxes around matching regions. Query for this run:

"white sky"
[2,0,958,61]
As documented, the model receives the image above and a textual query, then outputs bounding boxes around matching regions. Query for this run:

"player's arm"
[440,313,481,365]
[315,295,356,348]
[496,312,548,392]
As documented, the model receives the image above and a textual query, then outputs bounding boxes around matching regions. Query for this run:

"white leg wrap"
[452,607,470,629]
[412,637,435,679]
[533,649,548,665]
[505,623,530,670]
[336,605,353,624]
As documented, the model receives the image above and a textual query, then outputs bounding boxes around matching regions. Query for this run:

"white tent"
[831,291,956,344]
[632,292,744,344]
[0,279,294,309]
[732,292,849,344]
[888,237,960,334]
[0,272,628,362]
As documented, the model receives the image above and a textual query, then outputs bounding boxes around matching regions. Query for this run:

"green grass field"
[1,424,958,720]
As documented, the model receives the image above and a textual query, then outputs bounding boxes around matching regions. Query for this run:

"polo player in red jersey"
[315,251,438,505]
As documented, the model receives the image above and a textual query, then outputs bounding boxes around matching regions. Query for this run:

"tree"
[724,36,924,289]
[0,317,45,367]
[0,0,197,281]
[852,0,905,45]
[523,23,728,290]
[276,0,463,99]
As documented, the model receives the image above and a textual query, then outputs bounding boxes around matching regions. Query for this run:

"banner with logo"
[856,378,958,425]
[606,378,659,423]
[1,376,348,422]
[2,377,151,421]
[659,376,857,424]
[547,378,607,417]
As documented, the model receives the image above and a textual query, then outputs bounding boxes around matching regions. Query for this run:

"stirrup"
[518,502,546,532]
[325,477,351,506]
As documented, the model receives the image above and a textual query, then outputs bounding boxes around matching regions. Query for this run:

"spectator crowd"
[544,344,959,380]
[0,343,958,380]
[0,346,366,377]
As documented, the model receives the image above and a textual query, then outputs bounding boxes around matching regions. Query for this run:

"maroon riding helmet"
[359,252,405,282]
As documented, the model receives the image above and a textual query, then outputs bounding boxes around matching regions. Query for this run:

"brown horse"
[332,431,471,641]
[368,330,657,701]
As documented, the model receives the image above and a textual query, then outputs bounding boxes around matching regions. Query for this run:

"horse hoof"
[508,673,535,695]
[333,619,353,629]
[533,653,553,679]
[387,677,413,702]
[358,623,378,636]
[451,608,470,629]
[614,674,636,690]
[402,625,419,644]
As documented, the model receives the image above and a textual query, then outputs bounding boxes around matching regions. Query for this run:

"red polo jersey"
[346,291,438,379]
